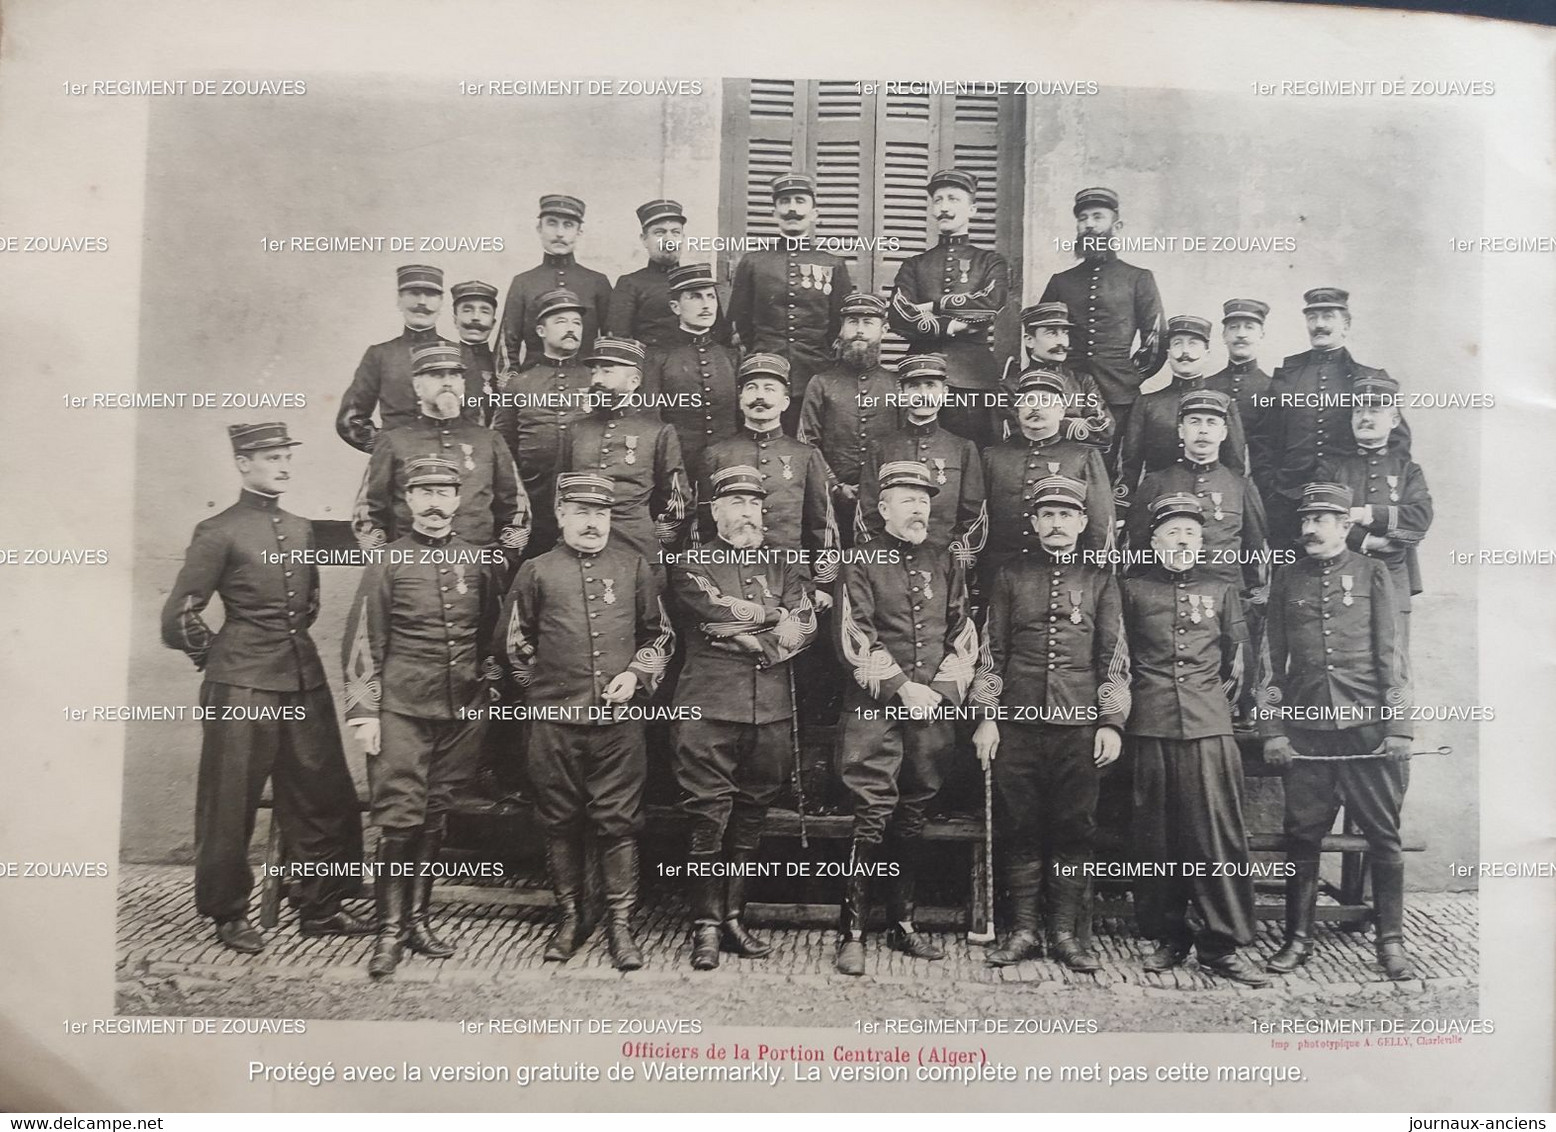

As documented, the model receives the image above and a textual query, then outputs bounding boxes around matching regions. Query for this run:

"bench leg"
[1337,810,1371,931]
[970,841,989,936]
[259,817,284,930]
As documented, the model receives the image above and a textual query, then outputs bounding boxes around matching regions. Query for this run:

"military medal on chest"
[1188,593,1203,623]
[1047,461,1060,474]
[460,442,476,472]
[1209,491,1225,521]
[916,569,933,602]
[817,263,831,295]
[601,577,617,605]
[453,563,469,595]
[1340,575,1355,606]
[1202,593,1216,618]
[754,575,776,601]
[624,434,639,465]
[1386,475,1400,502]
[779,454,794,480]
[931,457,947,485]
[1068,588,1083,624]
[799,263,814,290]
[957,257,971,285]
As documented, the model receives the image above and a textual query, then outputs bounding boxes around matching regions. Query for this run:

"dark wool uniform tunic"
[887,235,1010,391]
[1000,358,1117,451]
[337,327,483,452]
[496,253,613,372]
[491,355,595,554]
[834,537,979,844]
[1125,459,1271,596]
[1315,447,1433,615]
[796,362,902,488]
[973,550,1130,858]
[1263,548,1412,862]
[641,328,741,485]
[560,407,690,565]
[700,426,839,584]
[669,542,816,854]
[980,434,1115,590]
[1117,375,1251,495]
[353,413,529,551]
[1252,348,1411,546]
[857,419,986,559]
[608,261,732,350]
[727,244,852,405]
[1207,359,1271,477]
[342,530,502,829]
[162,490,364,921]
[461,339,498,426]
[1121,566,1256,953]
[1039,253,1168,408]
[500,541,675,838]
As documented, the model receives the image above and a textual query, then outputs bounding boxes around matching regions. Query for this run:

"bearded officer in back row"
[162,423,369,953]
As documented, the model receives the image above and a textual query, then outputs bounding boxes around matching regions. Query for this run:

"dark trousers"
[527,720,646,839]
[672,718,789,854]
[993,722,1099,862]
[1131,734,1257,953]
[837,710,954,845]
[369,710,483,831]
[1283,727,1408,865]
[193,682,363,922]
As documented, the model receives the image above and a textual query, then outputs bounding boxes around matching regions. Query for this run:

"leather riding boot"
[1266,859,1320,973]
[601,838,644,971]
[1048,865,1103,973]
[368,831,414,979]
[542,832,587,963]
[405,821,455,959]
[884,837,944,960]
[836,840,872,976]
[688,852,723,971]
[986,856,1043,967]
[1372,859,1416,981]
[720,853,773,959]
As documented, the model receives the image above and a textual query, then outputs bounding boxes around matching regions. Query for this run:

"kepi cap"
[396,264,443,293]
[583,336,646,368]
[737,353,790,387]
[770,171,816,199]
[450,280,499,308]
[228,422,301,454]
[1222,298,1269,324]
[839,292,888,319]
[1020,302,1075,329]
[1149,492,1205,530]
[667,263,717,294]
[1352,374,1402,406]
[405,456,463,489]
[1029,474,1087,513]
[410,342,466,376]
[539,194,586,221]
[1178,389,1232,419]
[928,168,977,197]
[635,199,685,228]
[896,353,948,383]
[1297,481,1353,515]
[1073,186,1120,215]
[1302,287,1349,312]
[877,460,940,497]
[1166,315,1213,343]
[709,464,767,499]
[556,472,615,507]
[535,288,586,322]
[1015,367,1068,397]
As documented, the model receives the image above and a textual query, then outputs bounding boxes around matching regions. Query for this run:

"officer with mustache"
[1004,302,1115,452]
[670,465,817,970]
[499,473,676,970]
[728,172,852,433]
[338,265,480,452]
[833,461,979,975]
[493,288,597,558]
[797,292,902,546]
[496,194,612,373]
[608,199,731,350]
[1206,299,1274,477]
[342,457,505,979]
[451,280,501,426]
[888,169,1011,450]
[354,342,530,556]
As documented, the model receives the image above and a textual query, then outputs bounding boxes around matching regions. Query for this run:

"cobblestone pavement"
[116,864,1478,1030]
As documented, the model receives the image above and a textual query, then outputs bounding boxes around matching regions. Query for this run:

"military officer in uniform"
[857,353,986,564]
[1039,188,1168,463]
[1125,390,1271,722]
[972,475,1128,971]
[797,291,901,545]
[342,457,504,978]
[1314,374,1432,680]
[1121,493,1268,986]
[562,335,691,566]
[700,354,839,599]
[497,195,613,373]
[338,265,480,452]
[1252,287,1410,551]
[1006,301,1115,452]
[162,423,369,952]
[981,369,1114,591]
[727,172,852,432]
[670,465,817,970]
[499,473,676,970]
[641,262,742,486]
[354,342,530,555]
[834,461,980,974]
[492,288,597,557]
[451,280,501,426]
[608,199,730,350]
[1206,299,1273,478]
[1118,315,1250,501]
[1261,482,1417,980]
[887,168,1010,449]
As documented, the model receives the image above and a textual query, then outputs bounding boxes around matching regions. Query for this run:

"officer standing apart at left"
[728,172,852,434]
[1121,493,1268,986]
[162,423,370,953]
[342,457,505,979]
[833,461,980,975]
[499,473,676,971]
[888,168,1011,450]
[1261,482,1417,981]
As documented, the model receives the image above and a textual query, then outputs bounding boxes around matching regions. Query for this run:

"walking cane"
[968,755,996,944]
[789,666,809,849]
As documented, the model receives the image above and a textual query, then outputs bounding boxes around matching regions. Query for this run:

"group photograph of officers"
[159,171,1435,989]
